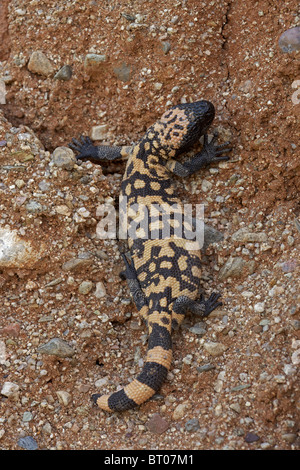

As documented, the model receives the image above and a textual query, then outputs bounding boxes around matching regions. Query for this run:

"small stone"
[22,411,33,422]
[78,280,93,294]
[161,41,171,54]
[54,65,73,81]
[218,256,245,280]
[42,422,52,435]
[196,363,215,373]
[281,259,297,272]
[0,323,20,337]
[62,257,93,272]
[94,281,107,298]
[37,338,75,358]
[203,224,224,250]
[244,432,260,443]
[154,82,163,91]
[25,200,43,214]
[17,436,38,450]
[56,390,72,406]
[55,205,71,216]
[84,54,107,72]
[172,402,189,420]
[146,413,169,434]
[189,322,206,336]
[185,418,200,432]
[254,302,265,313]
[52,146,76,170]
[28,51,54,77]
[15,179,25,189]
[1,381,20,399]
[95,376,109,388]
[278,27,300,53]
[90,124,108,141]
[201,179,213,192]
[230,403,241,413]
[281,433,297,443]
[113,63,132,82]
[203,341,227,357]
[291,349,300,365]
[231,228,268,243]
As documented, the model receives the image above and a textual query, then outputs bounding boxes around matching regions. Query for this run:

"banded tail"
[92,313,172,412]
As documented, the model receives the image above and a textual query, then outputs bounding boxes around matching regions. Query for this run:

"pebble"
[201,179,213,192]
[189,322,206,336]
[0,323,20,337]
[218,256,245,280]
[84,54,107,72]
[281,433,297,443]
[78,280,94,294]
[291,349,300,365]
[244,432,260,443]
[230,403,241,413]
[1,381,20,399]
[91,124,108,141]
[17,436,38,450]
[281,259,297,273]
[26,200,43,214]
[185,418,200,432]
[27,51,54,77]
[54,65,73,81]
[113,63,132,82]
[94,281,107,298]
[56,390,72,406]
[254,302,265,313]
[52,146,76,170]
[95,376,109,388]
[197,363,215,373]
[62,257,93,272]
[22,411,33,422]
[231,227,268,243]
[146,413,169,434]
[203,341,227,357]
[172,402,189,420]
[278,26,300,53]
[37,338,76,358]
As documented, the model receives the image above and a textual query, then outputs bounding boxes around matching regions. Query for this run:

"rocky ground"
[0,0,299,451]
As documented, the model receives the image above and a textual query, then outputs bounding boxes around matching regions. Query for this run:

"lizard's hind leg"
[173,292,222,318]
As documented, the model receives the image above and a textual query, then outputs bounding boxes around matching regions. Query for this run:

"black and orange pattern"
[69,100,231,411]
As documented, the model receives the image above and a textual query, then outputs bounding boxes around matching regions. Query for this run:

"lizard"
[69,100,231,412]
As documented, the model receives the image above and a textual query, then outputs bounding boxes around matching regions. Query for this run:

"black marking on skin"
[137,362,169,391]
[107,389,137,411]
[148,323,172,350]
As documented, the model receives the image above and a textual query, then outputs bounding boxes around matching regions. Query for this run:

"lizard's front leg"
[166,132,231,177]
[69,135,131,165]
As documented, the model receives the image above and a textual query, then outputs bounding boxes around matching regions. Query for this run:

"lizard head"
[146,100,215,159]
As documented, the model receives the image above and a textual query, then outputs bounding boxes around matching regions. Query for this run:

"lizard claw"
[202,133,232,163]
[68,135,97,160]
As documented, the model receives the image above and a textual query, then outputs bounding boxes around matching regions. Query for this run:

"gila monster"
[69,100,231,412]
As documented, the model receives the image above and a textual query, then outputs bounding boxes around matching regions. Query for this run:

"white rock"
[203,341,227,356]
[94,281,107,298]
[1,382,20,399]
[291,349,300,365]
[56,390,72,406]
[254,302,265,313]
[91,124,108,141]
[0,228,46,269]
